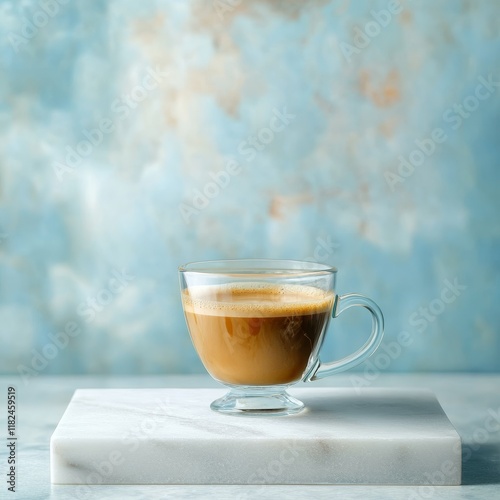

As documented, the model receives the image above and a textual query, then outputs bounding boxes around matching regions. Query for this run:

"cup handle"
[304,294,384,382]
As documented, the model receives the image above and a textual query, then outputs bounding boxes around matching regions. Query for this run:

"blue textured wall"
[1,0,499,377]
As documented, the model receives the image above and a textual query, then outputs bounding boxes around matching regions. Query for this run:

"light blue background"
[1,0,499,376]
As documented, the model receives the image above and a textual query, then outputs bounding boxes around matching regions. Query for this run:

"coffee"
[182,283,334,386]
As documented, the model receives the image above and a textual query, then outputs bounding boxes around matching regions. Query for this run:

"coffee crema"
[182,283,334,386]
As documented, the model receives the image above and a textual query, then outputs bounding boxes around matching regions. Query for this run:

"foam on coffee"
[182,283,334,318]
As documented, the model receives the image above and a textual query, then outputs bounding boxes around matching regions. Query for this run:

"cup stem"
[210,386,304,416]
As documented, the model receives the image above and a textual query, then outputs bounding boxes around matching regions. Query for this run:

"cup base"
[210,386,304,416]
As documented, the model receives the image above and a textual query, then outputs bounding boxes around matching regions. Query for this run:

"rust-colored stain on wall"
[358,70,401,108]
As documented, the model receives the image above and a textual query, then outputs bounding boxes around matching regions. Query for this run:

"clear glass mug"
[179,259,384,416]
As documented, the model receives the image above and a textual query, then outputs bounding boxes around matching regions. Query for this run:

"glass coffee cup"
[179,259,384,416]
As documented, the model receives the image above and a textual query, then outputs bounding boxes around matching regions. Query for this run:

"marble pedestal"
[50,388,461,485]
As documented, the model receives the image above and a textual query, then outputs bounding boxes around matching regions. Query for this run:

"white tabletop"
[2,373,499,499]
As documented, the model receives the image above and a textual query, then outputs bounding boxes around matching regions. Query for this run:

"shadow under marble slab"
[462,442,500,485]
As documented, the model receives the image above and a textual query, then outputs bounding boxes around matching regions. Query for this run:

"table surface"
[1,373,499,499]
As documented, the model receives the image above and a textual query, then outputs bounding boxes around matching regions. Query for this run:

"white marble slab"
[50,388,461,485]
